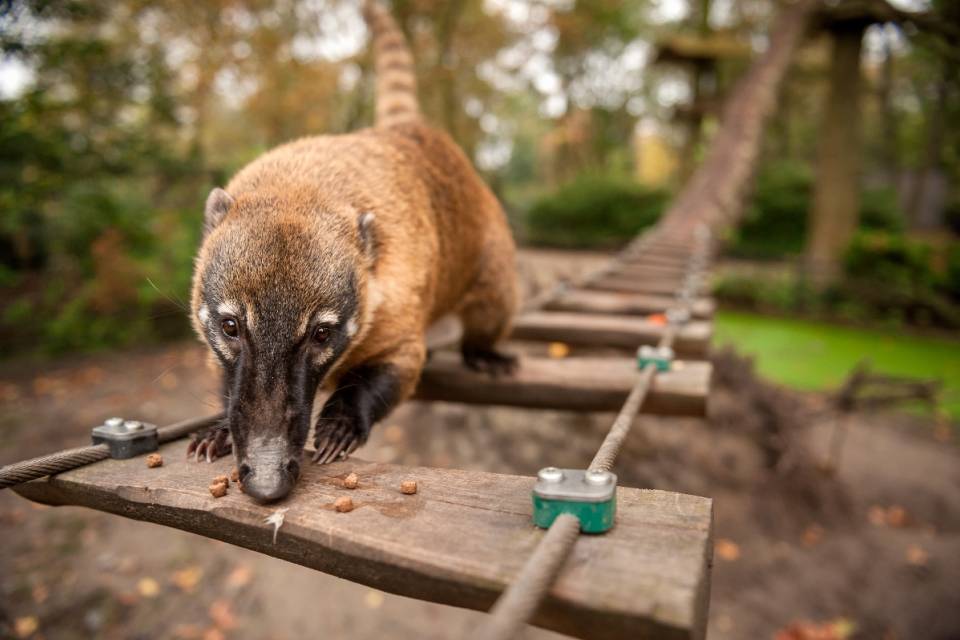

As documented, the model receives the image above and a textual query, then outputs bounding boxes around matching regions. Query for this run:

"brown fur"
[188,1,517,499]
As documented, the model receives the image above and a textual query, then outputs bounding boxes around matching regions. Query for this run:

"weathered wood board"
[13,442,713,640]
[511,312,712,357]
[417,353,711,416]
[623,251,694,266]
[586,275,705,297]
[545,289,715,319]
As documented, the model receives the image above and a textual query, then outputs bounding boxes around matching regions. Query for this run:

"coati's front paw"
[187,424,232,462]
[462,346,518,377]
[312,413,369,465]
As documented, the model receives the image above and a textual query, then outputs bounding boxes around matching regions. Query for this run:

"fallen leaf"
[116,592,139,606]
[647,313,668,326]
[714,538,740,561]
[225,565,253,590]
[202,628,225,640]
[14,616,38,638]
[0,382,21,402]
[868,506,887,527]
[208,599,237,630]
[364,590,384,609]
[774,618,856,640]
[906,544,929,567]
[31,585,48,604]
[886,505,908,528]
[934,411,952,442]
[137,577,160,598]
[172,624,203,639]
[802,524,824,548]
[171,566,203,592]
[547,342,570,359]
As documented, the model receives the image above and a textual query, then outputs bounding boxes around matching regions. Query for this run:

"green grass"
[714,311,960,420]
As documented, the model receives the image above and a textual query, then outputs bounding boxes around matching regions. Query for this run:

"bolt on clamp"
[91,417,159,459]
[637,345,674,372]
[532,467,617,533]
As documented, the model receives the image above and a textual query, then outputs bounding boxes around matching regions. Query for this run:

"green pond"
[713,311,960,420]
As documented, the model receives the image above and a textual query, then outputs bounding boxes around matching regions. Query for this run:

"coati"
[187,1,517,502]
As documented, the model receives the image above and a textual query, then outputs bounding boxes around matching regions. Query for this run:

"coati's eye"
[313,326,331,344]
[221,317,240,339]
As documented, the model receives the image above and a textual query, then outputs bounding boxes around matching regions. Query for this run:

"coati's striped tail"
[364,1,421,128]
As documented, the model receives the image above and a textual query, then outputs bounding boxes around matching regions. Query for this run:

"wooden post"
[804,22,866,287]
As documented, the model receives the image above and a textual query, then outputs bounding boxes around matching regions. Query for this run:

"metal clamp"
[637,345,674,372]
[91,417,159,459]
[532,467,617,533]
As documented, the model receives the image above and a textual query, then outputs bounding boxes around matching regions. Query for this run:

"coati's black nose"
[241,462,297,503]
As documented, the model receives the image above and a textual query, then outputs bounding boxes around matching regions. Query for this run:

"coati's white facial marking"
[198,305,211,325]
[346,317,359,337]
[207,300,242,361]
[315,310,339,326]
[217,301,241,318]
[297,310,339,339]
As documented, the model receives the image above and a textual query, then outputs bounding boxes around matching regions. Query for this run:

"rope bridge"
[1,1,815,637]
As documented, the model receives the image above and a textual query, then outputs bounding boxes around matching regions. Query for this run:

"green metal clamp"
[532,467,617,534]
[637,345,674,372]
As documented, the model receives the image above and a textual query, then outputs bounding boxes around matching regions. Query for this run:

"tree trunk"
[804,24,866,288]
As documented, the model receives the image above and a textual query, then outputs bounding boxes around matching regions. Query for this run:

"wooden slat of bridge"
[612,265,693,280]
[417,353,710,416]
[586,275,705,297]
[511,311,712,357]
[13,440,713,640]
[544,289,715,319]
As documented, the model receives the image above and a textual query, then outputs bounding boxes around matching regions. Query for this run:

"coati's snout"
[216,311,350,503]
[236,435,302,503]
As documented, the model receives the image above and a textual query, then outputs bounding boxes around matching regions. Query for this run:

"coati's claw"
[312,417,367,465]
[187,425,232,463]
[462,347,519,377]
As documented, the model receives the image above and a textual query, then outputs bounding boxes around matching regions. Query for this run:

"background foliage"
[0,0,958,355]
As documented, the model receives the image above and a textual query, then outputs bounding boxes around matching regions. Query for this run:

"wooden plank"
[623,251,691,269]
[606,264,690,280]
[417,353,711,416]
[13,443,713,640]
[586,275,705,297]
[511,311,711,357]
[545,289,715,319]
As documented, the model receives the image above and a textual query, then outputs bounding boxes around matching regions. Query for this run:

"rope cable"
[0,413,223,490]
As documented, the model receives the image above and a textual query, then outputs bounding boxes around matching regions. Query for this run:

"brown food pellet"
[209,481,228,498]
[400,480,418,495]
[213,475,229,486]
[343,472,359,489]
[145,454,163,468]
[230,467,240,483]
[334,496,354,512]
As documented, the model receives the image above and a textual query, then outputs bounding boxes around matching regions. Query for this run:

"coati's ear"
[204,188,235,236]
[358,211,378,262]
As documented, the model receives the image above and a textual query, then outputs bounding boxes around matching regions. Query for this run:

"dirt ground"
[1,249,958,640]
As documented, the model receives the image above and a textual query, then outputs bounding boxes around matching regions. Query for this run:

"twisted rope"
[0,414,223,490]
[471,513,581,640]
